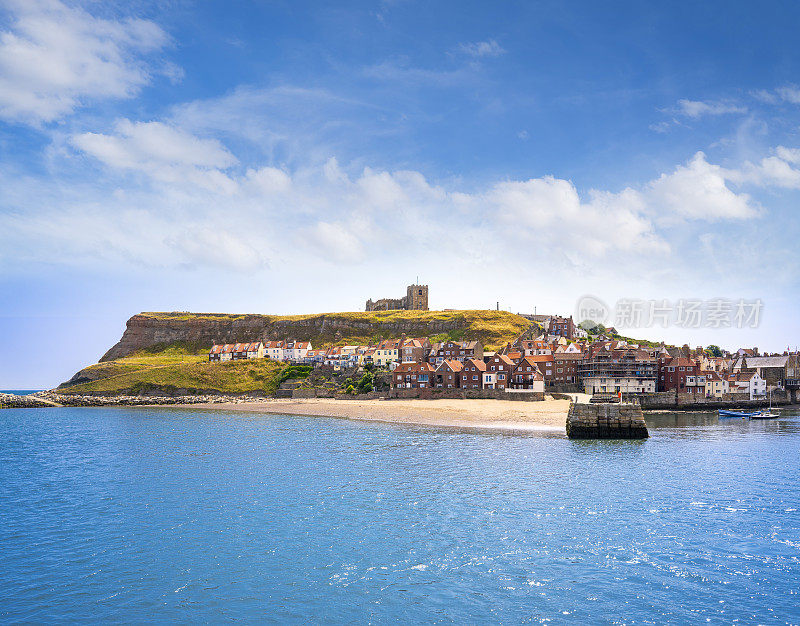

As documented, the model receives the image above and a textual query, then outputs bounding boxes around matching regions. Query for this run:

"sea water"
[1,406,799,623]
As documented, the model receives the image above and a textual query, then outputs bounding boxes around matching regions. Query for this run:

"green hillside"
[58,348,289,396]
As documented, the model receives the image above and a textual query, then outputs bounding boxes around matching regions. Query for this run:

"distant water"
[1,407,799,623]
[0,390,42,395]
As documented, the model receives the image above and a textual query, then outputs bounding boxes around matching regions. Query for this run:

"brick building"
[510,357,545,391]
[548,315,575,339]
[658,357,703,394]
[461,358,487,389]
[435,360,463,388]
[392,362,435,389]
[484,354,515,390]
[429,340,483,366]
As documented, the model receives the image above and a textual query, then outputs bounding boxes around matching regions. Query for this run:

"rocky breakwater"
[0,392,58,409]
[4,391,270,408]
[566,400,649,439]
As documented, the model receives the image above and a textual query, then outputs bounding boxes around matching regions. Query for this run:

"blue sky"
[1,0,800,388]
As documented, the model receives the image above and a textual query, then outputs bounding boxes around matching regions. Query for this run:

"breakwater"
[0,393,56,409]
[0,391,269,409]
[566,401,649,439]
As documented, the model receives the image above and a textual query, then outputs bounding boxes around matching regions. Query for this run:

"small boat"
[719,409,757,418]
[749,411,779,419]
[750,391,781,419]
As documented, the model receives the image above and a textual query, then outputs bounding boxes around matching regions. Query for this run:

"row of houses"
[393,353,545,392]
[208,334,798,400]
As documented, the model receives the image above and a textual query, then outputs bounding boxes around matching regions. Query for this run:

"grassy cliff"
[101,309,534,361]
[61,309,535,396]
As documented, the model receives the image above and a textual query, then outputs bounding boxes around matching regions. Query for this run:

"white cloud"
[645,152,758,221]
[166,228,266,273]
[775,85,800,104]
[70,119,238,191]
[0,0,172,124]
[490,177,667,257]
[0,119,777,279]
[726,146,800,189]
[750,85,800,105]
[675,99,747,118]
[457,39,505,58]
[308,222,366,264]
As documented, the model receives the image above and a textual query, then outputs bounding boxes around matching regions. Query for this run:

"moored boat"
[718,409,756,418]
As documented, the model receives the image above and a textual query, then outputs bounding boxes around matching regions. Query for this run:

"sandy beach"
[182,397,572,433]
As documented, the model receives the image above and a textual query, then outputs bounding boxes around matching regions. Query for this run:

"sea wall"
[567,402,649,439]
[638,391,791,411]
[388,389,544,401]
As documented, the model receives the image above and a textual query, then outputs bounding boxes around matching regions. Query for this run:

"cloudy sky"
[2,0,800,387]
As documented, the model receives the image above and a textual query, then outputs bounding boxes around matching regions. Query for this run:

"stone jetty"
[566,399,649,439]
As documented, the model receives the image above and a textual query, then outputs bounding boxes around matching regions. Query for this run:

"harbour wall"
[567,402,649,439]
[637,391,792,411]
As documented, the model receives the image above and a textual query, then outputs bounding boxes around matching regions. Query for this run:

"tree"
[356,372,374,394]
[706,345,723,357]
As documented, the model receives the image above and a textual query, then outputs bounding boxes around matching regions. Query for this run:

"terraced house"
[208,342,264,361]
[484,354,515,390]
[392,362,435,389]
[460,358,486,390]
[435,360,463,389]
[510,357,545,391]
[428,340,483,366]
[400,338,430,363]
[373,339,401,367]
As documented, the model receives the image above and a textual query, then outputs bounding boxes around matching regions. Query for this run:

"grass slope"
[58,348,289,396]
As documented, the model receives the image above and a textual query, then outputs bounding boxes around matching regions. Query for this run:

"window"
[498,373,505,380]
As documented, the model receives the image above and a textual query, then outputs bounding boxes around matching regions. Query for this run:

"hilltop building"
[365,283,429,311]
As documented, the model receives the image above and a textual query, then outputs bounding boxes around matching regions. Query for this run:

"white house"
[730,371,767,399]
[264,340,285,361]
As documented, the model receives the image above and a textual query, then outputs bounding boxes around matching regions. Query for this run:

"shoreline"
[158,397,572,434]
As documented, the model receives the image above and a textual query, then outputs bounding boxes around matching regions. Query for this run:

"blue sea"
[1,407,799,623]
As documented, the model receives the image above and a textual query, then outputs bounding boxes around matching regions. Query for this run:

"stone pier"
[566,400,649,439]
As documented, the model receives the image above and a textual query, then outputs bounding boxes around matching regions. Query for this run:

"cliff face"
[100,310,533,361]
